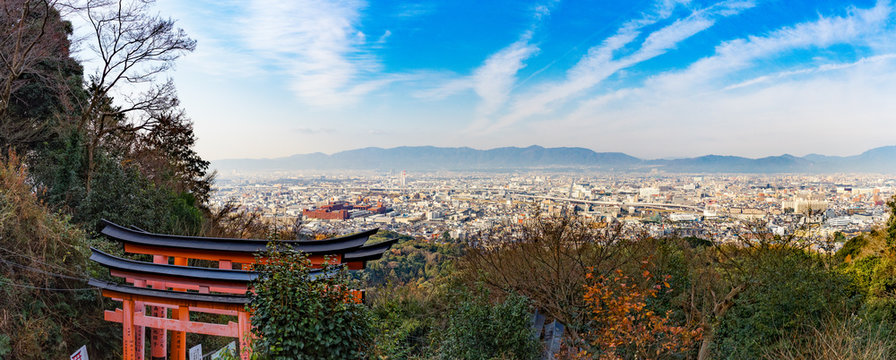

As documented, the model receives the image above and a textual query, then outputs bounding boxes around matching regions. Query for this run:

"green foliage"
[32,140,206,235]
[840,255,896,323]
[0,1,214,357]
[168,191,203,235]
[249,246,373,360]
[439,290,541,360]
[75,151,171,230]
[363,232,465,359]
[767,315,896,360]
[370,285,440,359]
[823,197,896,342]
[635,237,699,335]
[841,255,883,295]
[887,197,896,248]
[711,249,861,359]
[364,232,462,287]
[836,234,868,263]
[861,297,896,325]
[136,111,213,205]
[0,155,116,359]
[34,131,86,207]
[683,236,713,248]
[0,335,9,357]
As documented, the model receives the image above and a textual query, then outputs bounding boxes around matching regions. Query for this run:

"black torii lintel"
[99,219,379,255]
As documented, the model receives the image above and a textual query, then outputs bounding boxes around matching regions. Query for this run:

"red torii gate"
[89,220,396,360]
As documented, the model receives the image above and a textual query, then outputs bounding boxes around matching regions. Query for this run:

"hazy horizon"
[209,143,895,162]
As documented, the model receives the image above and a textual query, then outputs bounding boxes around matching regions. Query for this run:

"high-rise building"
[400,170,407,186]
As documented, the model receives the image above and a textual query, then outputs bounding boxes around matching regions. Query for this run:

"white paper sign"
[189,344,203,360]
[211,342,237,360]
[70,345,89,360]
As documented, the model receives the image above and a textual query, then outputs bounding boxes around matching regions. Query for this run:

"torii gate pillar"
[151,255,167,360]
[170,305,189,360]
[123,299,136,360]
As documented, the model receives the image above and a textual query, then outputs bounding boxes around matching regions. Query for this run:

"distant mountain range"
[212,145,896,174]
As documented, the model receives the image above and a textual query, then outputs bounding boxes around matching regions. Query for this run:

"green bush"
[835,234,868,263]
[364,233,461,287]
[439,290,541,360]
[370,287,435,359]
[248,246,373,360]
[841,255,883,295]
[712,249,861,359]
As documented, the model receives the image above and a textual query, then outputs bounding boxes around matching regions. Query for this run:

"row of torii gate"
[88,220,395,360]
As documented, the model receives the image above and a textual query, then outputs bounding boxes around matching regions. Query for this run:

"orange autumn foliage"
[578,263,702,359]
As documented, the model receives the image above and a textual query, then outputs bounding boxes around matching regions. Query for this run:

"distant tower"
[400,170,407,187]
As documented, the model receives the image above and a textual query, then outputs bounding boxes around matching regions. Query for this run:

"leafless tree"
[76,0,195,192]
[202,201,272,239]
[462,212,630,343]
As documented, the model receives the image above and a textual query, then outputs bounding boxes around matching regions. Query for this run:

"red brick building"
[303,201,391,220]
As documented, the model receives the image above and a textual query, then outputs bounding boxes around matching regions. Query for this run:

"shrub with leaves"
[439,290,541,360]
[711,249,860,359]
[368,284,440,359]
[580,263,702,359]
[248,245,373,360]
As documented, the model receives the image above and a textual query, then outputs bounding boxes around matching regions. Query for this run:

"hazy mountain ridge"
[213,145,896,173]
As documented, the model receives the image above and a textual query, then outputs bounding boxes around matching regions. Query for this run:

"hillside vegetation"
[0,0,234,357]
[357,212,896,359]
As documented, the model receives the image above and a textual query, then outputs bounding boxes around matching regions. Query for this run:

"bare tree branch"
[75,0,195,192]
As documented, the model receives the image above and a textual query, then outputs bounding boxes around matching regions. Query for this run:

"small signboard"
[70,345,89,360]
[189,344,203,360]
[211,342,237,360]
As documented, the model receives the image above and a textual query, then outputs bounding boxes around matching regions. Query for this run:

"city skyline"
[212,171,892,245]
[84,0,896,160]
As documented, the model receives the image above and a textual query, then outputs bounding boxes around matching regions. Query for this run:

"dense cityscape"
[212,171,894,248]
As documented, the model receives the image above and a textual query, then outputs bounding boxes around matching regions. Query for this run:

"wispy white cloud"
[415,77,473,99]
[552,54,896,158]
[238,0,398,106]
[469,35,540,125]
[533,0,562,20]
[118,0,263,77]
[395,3,436,18]
[376,30,392,44]
[149,0,896,159]
[421,1,559,128]
[161,0,418,106]
[566,0,893,118]
[723,53,896,90]
[484,0,755,132]
[546,1,896,157]
[418,34,538,104]
[647,0,892,93]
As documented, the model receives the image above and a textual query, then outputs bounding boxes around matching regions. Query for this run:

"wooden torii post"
[90,220,397,360]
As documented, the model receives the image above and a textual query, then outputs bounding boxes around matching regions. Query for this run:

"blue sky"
[127,0,896,160]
